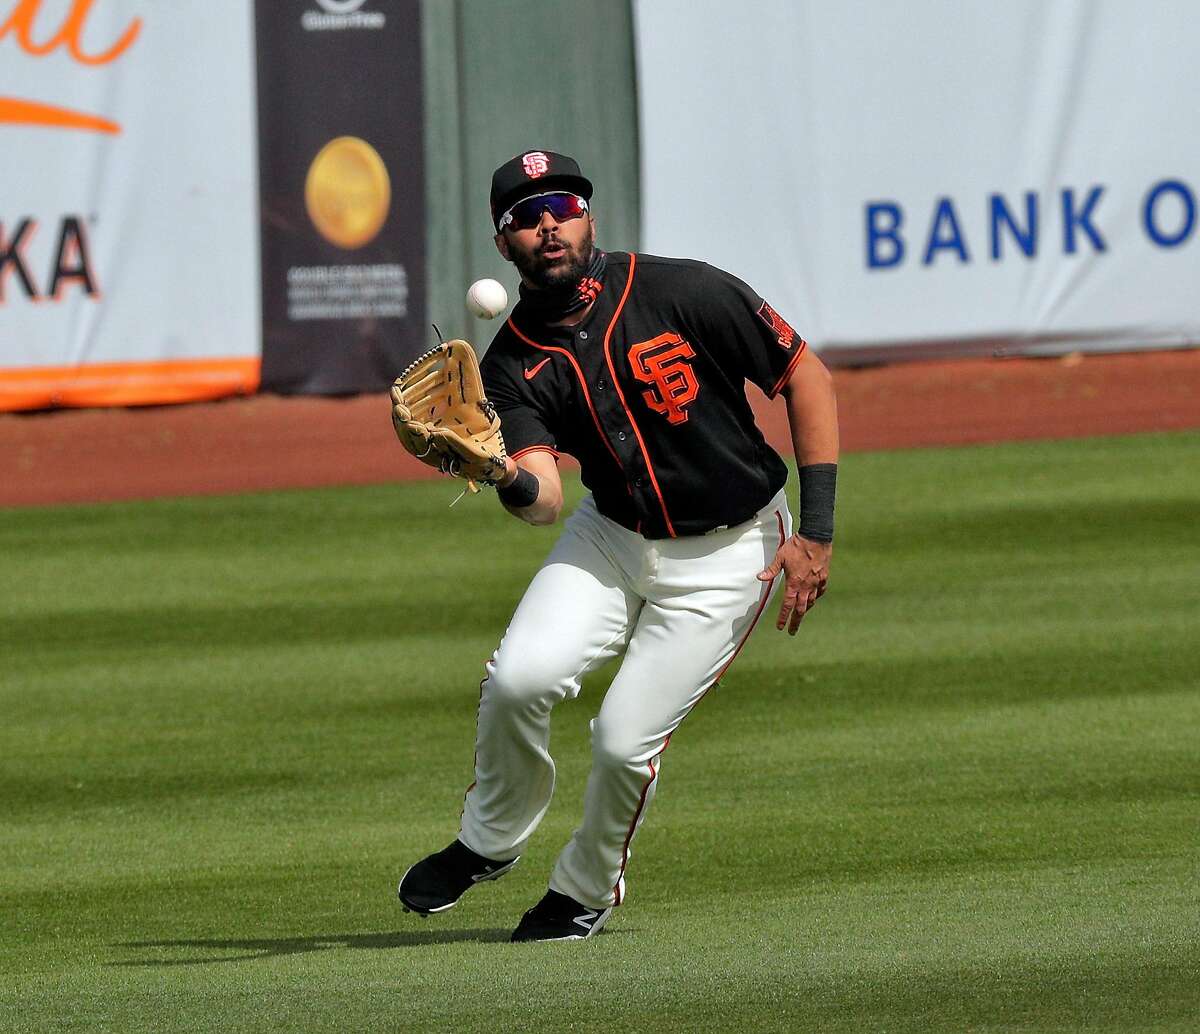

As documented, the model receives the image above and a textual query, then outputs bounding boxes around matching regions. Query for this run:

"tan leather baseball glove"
[390,339,508,485]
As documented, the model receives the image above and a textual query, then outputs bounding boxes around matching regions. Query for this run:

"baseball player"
[399,150,839,942]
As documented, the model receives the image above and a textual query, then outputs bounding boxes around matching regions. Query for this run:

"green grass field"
[2,431,1198,1033]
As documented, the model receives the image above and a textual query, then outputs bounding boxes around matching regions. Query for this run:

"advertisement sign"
[0,0,260,410]
[255,0,426,395]
[635,0,1200,362]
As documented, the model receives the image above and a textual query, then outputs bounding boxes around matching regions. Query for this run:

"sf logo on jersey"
[628,332,699,425]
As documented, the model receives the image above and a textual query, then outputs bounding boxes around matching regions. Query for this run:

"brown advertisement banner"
[255,0,425,395]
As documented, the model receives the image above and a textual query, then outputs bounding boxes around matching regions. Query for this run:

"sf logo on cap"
[522,152,550,178]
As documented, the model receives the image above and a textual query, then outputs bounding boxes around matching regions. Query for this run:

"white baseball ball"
[466,278,509,320]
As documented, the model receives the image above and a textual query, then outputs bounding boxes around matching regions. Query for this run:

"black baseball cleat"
[398,839,519,916]
[510,889,613,942]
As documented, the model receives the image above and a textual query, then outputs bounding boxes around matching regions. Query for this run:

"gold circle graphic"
[304,136,391,249]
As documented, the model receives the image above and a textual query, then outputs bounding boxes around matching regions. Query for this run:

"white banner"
[635,0,1200,362]
[0,0,259,408]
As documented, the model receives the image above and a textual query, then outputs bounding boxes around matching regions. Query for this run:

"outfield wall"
[420,0,640,350]
[635,0,1200,363]
[9,1,1195,413]
[0,0,429,411]
[0,1,260,409]
[0,0,639,412]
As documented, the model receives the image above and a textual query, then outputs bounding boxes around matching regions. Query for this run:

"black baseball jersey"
[480,252,808,539]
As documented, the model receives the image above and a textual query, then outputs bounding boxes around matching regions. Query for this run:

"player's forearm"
[781,350,839,546]
[496,457,562,526]
[502,485,561,526]
[781,350,839,465]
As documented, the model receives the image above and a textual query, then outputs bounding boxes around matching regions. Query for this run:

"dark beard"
[516,247,608,324]
[512,235,595,291]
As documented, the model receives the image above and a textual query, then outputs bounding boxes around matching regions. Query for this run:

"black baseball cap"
[490,150,593,229]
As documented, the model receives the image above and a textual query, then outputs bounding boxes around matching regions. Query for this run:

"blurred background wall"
[421,0,640,346]
[1,0,1195,412]
[635,0,1200,365]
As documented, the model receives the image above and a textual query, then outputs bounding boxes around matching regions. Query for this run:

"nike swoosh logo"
[470,867,496,882]
[524,358,551,381]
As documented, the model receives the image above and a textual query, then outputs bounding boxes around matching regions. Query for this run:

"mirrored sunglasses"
[498,192,589,231]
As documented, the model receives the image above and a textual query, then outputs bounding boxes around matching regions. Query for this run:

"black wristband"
[797,463,837,543]
[497,467,540,508]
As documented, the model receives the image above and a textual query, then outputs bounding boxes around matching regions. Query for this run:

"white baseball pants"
[459,489,791,909]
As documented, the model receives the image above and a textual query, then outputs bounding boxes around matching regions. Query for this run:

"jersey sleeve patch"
[756,300,796,350]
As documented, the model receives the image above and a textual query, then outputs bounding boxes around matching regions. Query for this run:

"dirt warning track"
[2,349,1197,507]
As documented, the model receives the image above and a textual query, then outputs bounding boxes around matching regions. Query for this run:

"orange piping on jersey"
[506,317,624,472]
[611,509,787,904]
[599,254,677,538]
[510,445,560,462]
[768,338,809,399]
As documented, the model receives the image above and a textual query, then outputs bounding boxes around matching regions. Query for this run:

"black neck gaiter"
[518,249,608,324]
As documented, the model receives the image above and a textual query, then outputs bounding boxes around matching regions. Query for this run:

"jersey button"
[618,432,626,441]
[634,477,644,487]
[596,380,605,391]
[579,330,588,340]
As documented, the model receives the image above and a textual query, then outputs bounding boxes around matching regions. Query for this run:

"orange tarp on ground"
[0,358,261,412]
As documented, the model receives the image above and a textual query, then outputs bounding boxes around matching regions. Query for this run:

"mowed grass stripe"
[2,430,1198,1032]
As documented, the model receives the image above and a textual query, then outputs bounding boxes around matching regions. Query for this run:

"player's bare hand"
[757,534,832,635]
